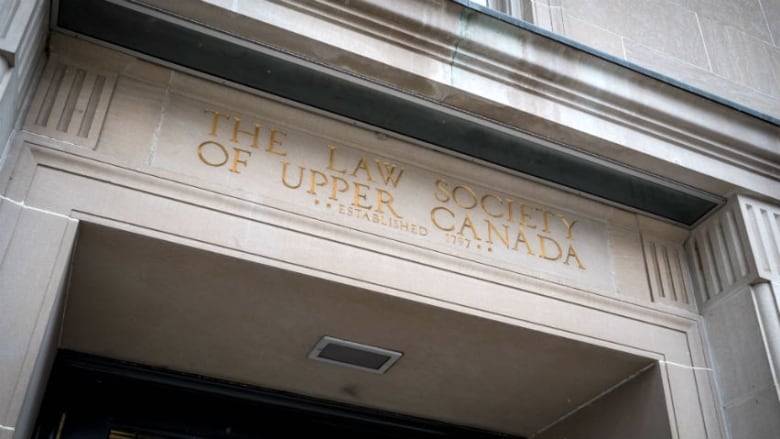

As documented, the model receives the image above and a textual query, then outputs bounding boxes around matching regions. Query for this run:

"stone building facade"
[1,1,778,438]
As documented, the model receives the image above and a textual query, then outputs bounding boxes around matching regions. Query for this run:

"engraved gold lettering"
[374,160,405,187]
[197,141,229,167]
[204,109,228,136]
[452,185,478,209]
[536,207,552,233]
[481,194,504,218]
[230,147,251,173]
[329,175,349,201]
[307,169,328,195]
[485,219,509,247]
[430,206,455,231]
[266,129,287,156]
[512,228,534,255]
[563,244,585,270]
[230,117,261,148]
[434,179,451,203]
[376,188,402,219]
[351,155,375,182]
[353,182,372,209]
[519,203,537,229]
[506,198,515,223]
[559,214,578,240]
[327,146,347,174]
[539,235,562,261]
[280,161,305,189]
[427,177,588,265]
[457,214,482,240]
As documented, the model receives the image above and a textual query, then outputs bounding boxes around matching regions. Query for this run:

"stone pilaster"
[0,2,52,437]
[688,195,780,438]
[0,0,47,162]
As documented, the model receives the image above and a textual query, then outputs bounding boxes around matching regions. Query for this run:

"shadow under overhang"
[57,222,666,438]
[53,0,724,226]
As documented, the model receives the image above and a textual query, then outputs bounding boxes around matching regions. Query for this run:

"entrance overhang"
[52,0,729,226]
[54,222,668,438]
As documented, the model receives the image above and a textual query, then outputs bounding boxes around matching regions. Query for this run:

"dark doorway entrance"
[35,350,524,438]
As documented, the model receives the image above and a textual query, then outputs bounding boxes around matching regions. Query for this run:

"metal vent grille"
[309,336,402,374]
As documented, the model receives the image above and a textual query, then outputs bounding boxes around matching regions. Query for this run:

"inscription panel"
[154,95,613,292]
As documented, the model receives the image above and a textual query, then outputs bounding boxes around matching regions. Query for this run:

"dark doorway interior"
[34,350,525,439]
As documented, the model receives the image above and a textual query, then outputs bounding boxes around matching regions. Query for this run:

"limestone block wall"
[485,0,780,119]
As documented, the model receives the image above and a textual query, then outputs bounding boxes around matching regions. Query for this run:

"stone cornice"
[133,0,780,202]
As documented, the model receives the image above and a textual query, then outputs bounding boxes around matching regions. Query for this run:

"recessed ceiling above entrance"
[57,222,661,437]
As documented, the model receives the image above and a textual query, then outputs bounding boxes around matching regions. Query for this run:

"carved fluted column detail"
[688,195,780,438]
